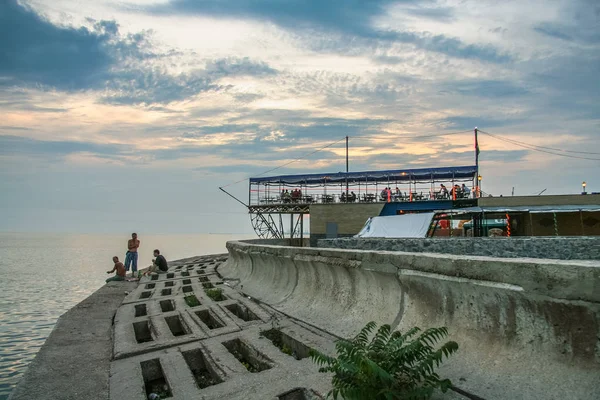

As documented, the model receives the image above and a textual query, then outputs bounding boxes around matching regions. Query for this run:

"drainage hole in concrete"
[199,276,209,282]
[167,273,175,279]
[205,288,226,302]
[260,329,311,360]
[133,321,153,343]
[151,275,159,281]
[215,281,224,285]
[182,348,223,389]
[140,291,152,299]
[195,309,224,329]
[141,358,172,399]
[277,388,318,400]
[184,294,201,307]
[145,283,156,289]
[197,270,205,275]
[165,315,189,337]
[161,288,172,296]
[202,282,215,289]
[182,285,193,293]
[160,300,175,312]
[134,304,147,317]
[222,339,272,373]
[164,281,174,287]
[175,266,183,270]
[183,279,192,285]
[225,303,260,322]
[200,266,207,269]
[181,271,190,277]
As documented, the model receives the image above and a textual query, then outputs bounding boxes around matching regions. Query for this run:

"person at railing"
[380,188,387,201]
[282,189,292,203]
[461,184,470,199]
[452,184,460,200]
[394,187,401,201]
[291,188,301,202]
[439,184,449,199]
[340,192,347,202]
[350,191,357,202]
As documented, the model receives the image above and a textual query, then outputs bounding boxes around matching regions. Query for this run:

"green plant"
[184,294,200,307]
[310,322,458,400]
[205,288,225,301]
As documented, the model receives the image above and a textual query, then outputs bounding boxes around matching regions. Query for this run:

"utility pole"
[474,127,480,198]
[345,136,349,202]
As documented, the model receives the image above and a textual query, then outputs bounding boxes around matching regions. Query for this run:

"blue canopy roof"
[250,165,477,185]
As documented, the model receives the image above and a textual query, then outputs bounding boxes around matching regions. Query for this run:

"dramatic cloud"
[0,0,598,233]
[0,0,136,89]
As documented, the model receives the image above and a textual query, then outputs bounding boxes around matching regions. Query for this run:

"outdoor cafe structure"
[247,165,479,239]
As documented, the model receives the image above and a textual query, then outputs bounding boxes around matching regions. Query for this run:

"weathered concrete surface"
[9,280,138,400]
[318,236,600,261]
[220,240,600,400]
[109,255,345,400]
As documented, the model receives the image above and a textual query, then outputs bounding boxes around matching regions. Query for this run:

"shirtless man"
[106,256,126,282]
[124,233,140,278]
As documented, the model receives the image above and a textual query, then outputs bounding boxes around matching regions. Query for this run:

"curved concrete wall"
[220,240,600,400]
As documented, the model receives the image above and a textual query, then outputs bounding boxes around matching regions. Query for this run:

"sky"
[0,0,599,234]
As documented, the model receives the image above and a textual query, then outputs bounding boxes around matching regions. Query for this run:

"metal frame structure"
[246,165,477,239]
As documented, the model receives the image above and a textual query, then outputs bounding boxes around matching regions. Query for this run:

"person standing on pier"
[124,233,140,278]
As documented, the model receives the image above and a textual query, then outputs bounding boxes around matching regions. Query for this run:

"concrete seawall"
[220,240,600,400]
[9,281,138,400]
[317,236,600,260]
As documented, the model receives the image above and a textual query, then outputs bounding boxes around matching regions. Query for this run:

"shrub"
[184,294,200,307]
[310,322,458,400]
[205,288,225,301]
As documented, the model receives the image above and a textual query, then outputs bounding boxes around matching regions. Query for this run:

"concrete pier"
[13,240,598,400]
[9,280,138,400]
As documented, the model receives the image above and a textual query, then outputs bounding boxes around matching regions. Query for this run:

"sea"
[0,232,254,400]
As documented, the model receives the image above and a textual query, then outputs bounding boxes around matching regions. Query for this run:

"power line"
[220,136,347,188]
[479,130,600,155]
[351,130,471,140]
[478,130,600,161]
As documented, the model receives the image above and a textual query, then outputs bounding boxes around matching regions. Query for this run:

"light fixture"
[582,181,587,194]
[478,175,482,181]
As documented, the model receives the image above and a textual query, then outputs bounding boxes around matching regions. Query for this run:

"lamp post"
[477,175,482,197]
[582,181,587,195]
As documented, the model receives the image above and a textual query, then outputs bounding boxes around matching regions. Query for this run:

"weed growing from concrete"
[205,288,225,301]
[310,322,458,400]
[184,294,201,307]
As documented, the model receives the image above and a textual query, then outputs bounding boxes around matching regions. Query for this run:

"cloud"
[441,116,524,131]
[150,0,510,63]
[103,57,277,105]
[0,1,278,106]
[0,0,141,90]
[151,0,397,38]
[534,0,600,44]
[440,80,529,98]
[0,135,130,158]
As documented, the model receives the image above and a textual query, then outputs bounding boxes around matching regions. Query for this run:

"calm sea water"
[0,232,254,400]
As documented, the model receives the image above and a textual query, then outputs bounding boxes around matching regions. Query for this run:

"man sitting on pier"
[143,249,169,276]
[106,256,126,282]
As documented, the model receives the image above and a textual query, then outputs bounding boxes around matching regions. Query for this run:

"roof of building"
[250,165,477,185]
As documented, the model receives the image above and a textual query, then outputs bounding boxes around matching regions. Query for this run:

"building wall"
[309,203,384,246]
